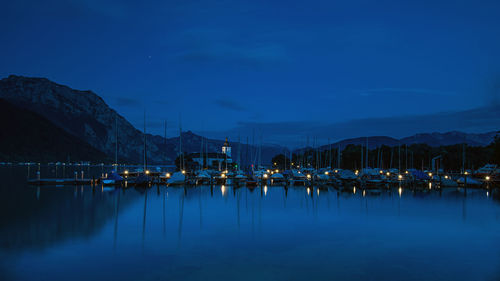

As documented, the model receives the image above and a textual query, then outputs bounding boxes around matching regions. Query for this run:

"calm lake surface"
[2,166,500,281]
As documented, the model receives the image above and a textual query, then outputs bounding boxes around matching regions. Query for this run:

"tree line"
[272,133,500,172]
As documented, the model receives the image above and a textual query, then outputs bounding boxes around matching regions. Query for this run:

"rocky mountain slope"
[0,98,107,162]
[0,75,284,164]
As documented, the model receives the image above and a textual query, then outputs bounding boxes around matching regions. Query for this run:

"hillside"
[0,99,108,162]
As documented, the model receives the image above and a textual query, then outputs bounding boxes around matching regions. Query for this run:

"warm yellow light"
[166,173,171,178]
[267,169,270,173]
[325,171,329,175]
[307,174,311,179]
[124,170,129,174]
[263,174,268,178]
[275,169,279,173]
[355,170,359,175]
[428,172,432,177]
[221,185,226,196]
[335,169,338,173]
[398,187,402,197]
[264,185,268,196]
[274,162,277,166]
[386,172,390,176]
[362,190,366,197]
[145,170,150,175]
[353,187,356,194]
[221,173,226,178]
[307,187,310,195]
[182,170,186,174]
[317,188,320,196]
[379,170,383,174]
[464,171,468,175]
[398,174,402,180]
[486,176,490,181]
[405,171,409,174]
[444,175,449,179]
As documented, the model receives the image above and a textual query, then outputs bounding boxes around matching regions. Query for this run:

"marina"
[3,165,500,281]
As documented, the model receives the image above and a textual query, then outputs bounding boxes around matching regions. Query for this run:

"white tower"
[222,137,231,158]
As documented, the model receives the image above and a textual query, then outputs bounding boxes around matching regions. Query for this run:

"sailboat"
[102,114,124,186]
[167,119,186,186]
[134,110,152,187]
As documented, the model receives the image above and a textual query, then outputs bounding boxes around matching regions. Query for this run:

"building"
[222,137,231,158]
[187,138,233,170]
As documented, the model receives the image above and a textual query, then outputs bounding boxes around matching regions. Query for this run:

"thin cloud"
[358,88,453,97]
[114,97,140,107]
[214,98,247,111]
[171,28,288,65]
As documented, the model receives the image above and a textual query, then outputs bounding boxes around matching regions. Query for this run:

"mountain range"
[0,75,498,164]
[306,131,498,152]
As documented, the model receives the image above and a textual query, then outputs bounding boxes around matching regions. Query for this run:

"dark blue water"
[2,166,500,281]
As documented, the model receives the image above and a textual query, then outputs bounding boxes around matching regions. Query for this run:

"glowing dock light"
[267,169,270,173]
[124,170,129,175]
[221,173,226,178]
[485,176,490,181]
[428,172,433,177]
[379,170,383,174]
[275,169,279,173]
[355,170,359,175]
[386,172,390,176]
[464,171,468,175]
[182,170,186,174]
[405,171,409,174]
[307,174,311,179]
[335,170,338,173]
[398,174,402,180]
[166,172,171,178]
[263,174,268,179]
[325,171,329,175]
[145,170,150,175]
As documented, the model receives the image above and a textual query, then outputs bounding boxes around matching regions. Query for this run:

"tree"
[271,154,290,170]
[493,132,500,165]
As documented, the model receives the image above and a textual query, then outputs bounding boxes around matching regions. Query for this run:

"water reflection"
[2,166,500,281]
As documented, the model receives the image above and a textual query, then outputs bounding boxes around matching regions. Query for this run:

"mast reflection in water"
[2,166,500,281]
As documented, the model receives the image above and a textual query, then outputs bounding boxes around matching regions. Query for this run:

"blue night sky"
[1,0,500,145]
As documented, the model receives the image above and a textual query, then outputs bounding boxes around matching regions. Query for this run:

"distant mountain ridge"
[0,75,497,164]
[302,131,498,153]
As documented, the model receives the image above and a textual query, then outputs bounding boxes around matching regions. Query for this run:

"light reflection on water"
[1,167,500,281]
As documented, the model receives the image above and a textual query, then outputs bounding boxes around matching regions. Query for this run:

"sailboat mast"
[179,116,183,171]
[365,137,368,169]
[360,141,363,172]
[164,120,167,166]
[115,114,118,172]
[143,110,147,172]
